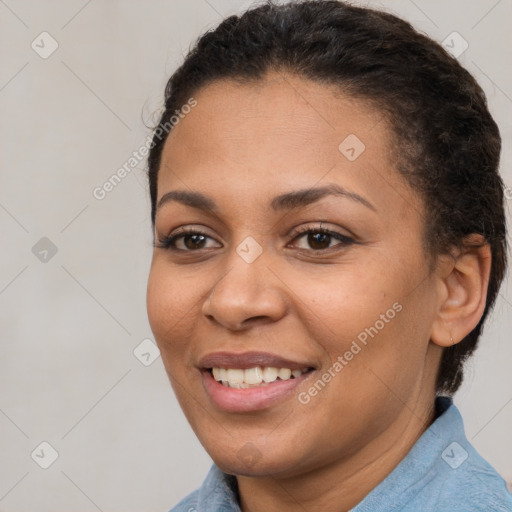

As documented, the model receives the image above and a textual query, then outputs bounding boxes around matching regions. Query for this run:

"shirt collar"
[197,463,241,511]
[352,396,460,511]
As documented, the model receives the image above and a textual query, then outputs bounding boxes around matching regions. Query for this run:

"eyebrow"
[156,183,376,215]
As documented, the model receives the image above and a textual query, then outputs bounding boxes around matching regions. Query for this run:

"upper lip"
[198,351,315,371]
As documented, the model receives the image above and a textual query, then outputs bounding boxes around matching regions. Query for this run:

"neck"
[236,390,437,512]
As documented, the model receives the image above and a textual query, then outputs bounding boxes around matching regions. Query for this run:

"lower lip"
[201,370,311,413]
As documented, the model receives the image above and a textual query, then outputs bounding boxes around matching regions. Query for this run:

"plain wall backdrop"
[1,0,511,510]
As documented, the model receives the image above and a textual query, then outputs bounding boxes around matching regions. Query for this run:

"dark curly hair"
[147,0,507,395]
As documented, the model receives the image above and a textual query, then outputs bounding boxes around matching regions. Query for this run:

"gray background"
[0,0,511,510]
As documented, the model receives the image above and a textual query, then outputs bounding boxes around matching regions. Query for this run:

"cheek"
[298,259,427,376]
[146,265,169,339]
[146,261,199,360]
[296,265,394,337]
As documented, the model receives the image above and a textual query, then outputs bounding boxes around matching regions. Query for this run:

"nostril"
[247,315,267,323]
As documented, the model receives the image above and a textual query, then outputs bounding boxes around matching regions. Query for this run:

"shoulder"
[355,398,512,512]
[394,447,512,512]
[403,399,512,511]
[432,443,512,511]
[393,444,512,512]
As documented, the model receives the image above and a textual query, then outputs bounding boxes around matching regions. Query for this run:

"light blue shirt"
[169,397,512,511]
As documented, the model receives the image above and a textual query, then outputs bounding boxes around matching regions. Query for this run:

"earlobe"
[430,235,491,348]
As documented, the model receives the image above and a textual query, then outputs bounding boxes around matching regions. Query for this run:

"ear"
[430,234,492,347]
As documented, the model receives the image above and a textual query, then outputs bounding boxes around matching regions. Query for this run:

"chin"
[212,450,298,478]
[197,429,313,479]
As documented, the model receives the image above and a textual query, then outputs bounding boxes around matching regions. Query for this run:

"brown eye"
[290,227,354,251]
[156,229,220,251]
[181,233,208,250]
[306,231,331,250]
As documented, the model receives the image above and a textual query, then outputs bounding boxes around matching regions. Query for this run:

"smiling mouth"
[208,366,314,389]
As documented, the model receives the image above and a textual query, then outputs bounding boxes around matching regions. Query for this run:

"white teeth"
[211,366,308,388]
[244,367,263,385]
[226,369,244,384]
[262,367,278,383]
[278,368,292,380]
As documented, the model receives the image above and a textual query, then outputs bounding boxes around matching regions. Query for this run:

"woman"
[145,1,511,510]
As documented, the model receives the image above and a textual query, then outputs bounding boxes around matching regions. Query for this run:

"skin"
[146,72,491,512]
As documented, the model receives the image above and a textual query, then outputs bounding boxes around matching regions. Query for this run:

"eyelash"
[155,225,354,253]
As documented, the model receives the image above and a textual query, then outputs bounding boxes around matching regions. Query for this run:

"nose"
[201,247,288,331]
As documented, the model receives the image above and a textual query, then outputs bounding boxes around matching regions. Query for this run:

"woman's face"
[147,73,444,478]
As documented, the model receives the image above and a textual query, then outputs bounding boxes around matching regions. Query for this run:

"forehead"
[166,72,388,159]
[157,72,418,222]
